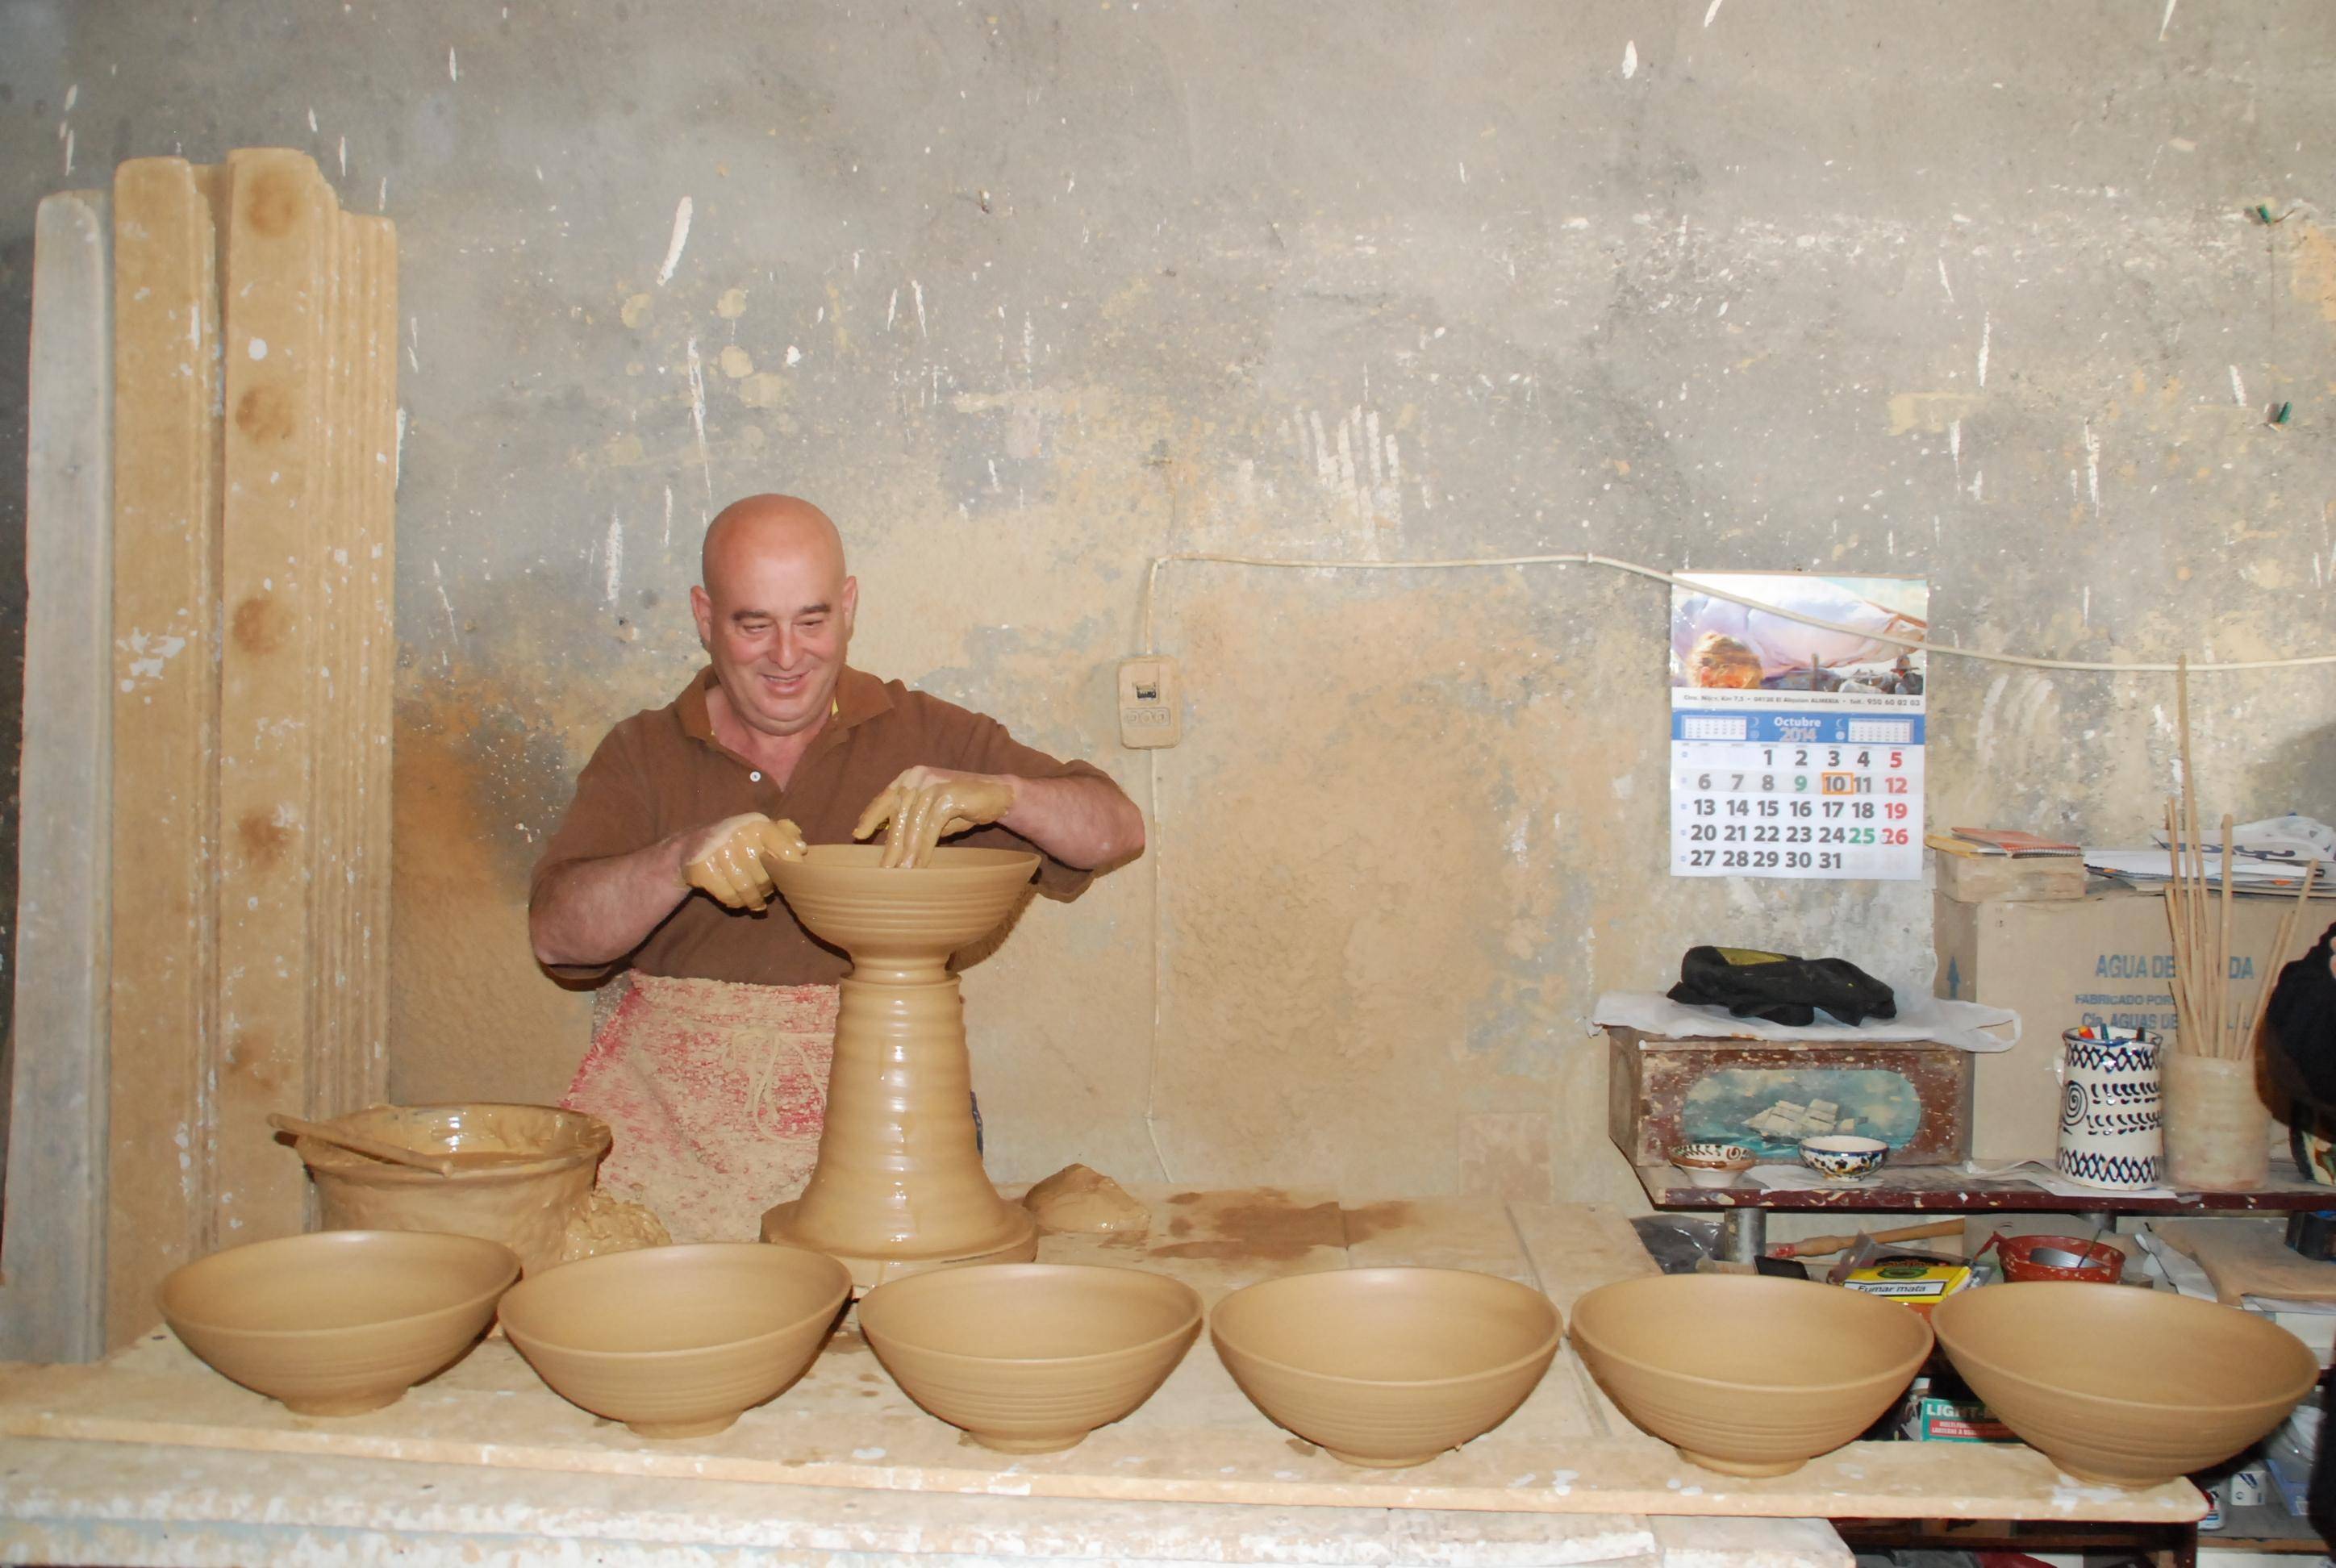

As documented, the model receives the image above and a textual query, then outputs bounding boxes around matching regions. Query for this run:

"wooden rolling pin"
[1767,1218,1966,1260]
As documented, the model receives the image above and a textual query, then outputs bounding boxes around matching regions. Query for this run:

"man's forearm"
[529,833,692,967]
[997,774,1145,869]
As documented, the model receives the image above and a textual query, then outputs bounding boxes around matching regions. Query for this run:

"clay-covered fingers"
[757,816,809,865]
[851,784,906,848]
[890,786,944,869]
[682,812,790,910]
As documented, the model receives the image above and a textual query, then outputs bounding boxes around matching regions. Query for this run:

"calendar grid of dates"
[1669,710,1925,880]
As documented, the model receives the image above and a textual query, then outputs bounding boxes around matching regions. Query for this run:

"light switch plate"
[1116,655,1182,749]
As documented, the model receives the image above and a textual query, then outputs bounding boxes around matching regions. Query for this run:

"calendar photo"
[1668,573,1928,882]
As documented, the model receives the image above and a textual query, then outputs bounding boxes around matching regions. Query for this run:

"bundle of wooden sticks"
[2164,659,2321,1061]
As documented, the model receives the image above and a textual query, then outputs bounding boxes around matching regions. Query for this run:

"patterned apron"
[561,974,839,1243]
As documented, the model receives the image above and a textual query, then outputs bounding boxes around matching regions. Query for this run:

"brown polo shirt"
[531,665,1110,986]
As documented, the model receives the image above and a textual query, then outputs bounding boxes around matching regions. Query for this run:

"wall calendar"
[1668,573,1929,881]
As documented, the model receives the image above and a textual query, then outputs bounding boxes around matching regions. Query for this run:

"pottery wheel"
[759,844,1045,1292]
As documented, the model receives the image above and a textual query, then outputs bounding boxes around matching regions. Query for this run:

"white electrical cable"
[1137,551,2336,673]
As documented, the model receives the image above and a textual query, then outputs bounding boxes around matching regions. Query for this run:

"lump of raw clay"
[559,1191,672,1266]
[1022,1164,1149,1235]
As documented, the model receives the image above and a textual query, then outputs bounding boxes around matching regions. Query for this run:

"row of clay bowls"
[163,1238,2317,1487]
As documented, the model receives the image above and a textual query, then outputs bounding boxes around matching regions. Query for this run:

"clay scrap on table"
[561,1192,673,1266]
[1024,1164,1149,1235]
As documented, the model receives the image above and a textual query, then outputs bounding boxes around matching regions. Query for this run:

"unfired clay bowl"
[294,1102,612,1275]
[160,1229,519,1416]
[1568,1274,1931,1476]
[857,1263,1203,1452]
[1208,1267,1562,1468]
[498,1242,851,1437]
[1933,1282,2318,1486]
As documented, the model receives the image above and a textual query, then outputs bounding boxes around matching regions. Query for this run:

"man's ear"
[690,584,715,648]
[840,575,859,638]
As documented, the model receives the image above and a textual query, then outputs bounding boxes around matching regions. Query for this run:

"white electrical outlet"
[1116,655,1182,749]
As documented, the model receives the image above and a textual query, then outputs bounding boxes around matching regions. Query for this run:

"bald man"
[529,495,1142,1239]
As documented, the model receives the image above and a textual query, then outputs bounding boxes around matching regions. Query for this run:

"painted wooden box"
[1606,1027,1974,1167]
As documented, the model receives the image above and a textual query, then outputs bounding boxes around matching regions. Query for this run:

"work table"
[0,1190,2203,1566]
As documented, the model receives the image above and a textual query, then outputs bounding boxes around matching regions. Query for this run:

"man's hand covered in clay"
[680,812,807,911]
[853,766,1016,869]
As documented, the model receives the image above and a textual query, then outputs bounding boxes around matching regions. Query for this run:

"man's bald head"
[690,494,860,739]
[702,494,847,590]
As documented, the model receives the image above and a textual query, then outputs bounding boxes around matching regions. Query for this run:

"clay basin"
[1569,1274,1931,1477]
[1208,1267,1562,1468]
[857,1262,1203,1452]
[293,1102,611,1276]
[1933,1282,2317,1486]
[769,844,1040,961]
[160,1229,518,1416]
[498,1242,851,1438]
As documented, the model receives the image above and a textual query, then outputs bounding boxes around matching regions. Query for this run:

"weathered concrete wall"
[5,2,2334,1214]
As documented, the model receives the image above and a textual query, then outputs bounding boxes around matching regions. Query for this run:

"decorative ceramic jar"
[2056,1028,2162,1191]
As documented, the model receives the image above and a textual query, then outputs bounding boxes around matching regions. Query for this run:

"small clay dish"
[498,1242,851,1438]
[1671,1143,1758,1189]
[160,1229,519,1416]
[1933,1281,2318,1486]
[1209,1267,1562,1468]
[1799,1134,1889,1182]
[857,1262,1202,1452]
[1570,1273,1931,1476]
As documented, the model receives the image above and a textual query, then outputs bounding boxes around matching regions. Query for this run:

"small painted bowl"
[1670,1143,1757,1189]
[1799,1135,1889,1182]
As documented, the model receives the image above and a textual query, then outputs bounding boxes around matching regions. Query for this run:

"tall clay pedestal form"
[761,846,1041,1289]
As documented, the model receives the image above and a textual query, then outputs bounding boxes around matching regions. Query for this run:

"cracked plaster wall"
[2,2,2334,1212]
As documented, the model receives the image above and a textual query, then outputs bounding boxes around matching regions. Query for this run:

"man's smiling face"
[690,497,858,738]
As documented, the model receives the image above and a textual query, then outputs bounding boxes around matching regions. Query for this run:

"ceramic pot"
[1798,1135,1888,1182]
[296,1103,611,1275]
[2054,1028,2162,1191]
[1670,1143,1756,1189]
[2161,1053,2271,1191]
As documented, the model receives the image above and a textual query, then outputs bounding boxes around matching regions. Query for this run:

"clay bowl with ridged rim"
[1208,1267,1562,1468]
[857,1262,1203,1452]
[160,1229,519,1416]
[1568,1274,1931,1476]
[768,844,1039,962]
[1933,1281,2317,1486]
[498,1242,851,1438]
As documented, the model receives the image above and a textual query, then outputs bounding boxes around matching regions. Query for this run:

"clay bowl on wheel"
[160,1230,519,1416]
[768,844,1041,961]
[857,1262,1203,1453]
[1568,1274,1930,1477]
[1933,1281,2317,1486]
[498,1243,851,1438]
[1208,1267,1562,1468]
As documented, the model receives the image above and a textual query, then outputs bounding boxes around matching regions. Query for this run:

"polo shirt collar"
[677,665,891,748]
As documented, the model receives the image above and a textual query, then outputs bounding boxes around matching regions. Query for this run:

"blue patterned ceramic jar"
[2056,1027,2163,1191]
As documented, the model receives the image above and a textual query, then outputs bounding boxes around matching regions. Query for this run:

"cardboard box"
[1932,851,2086,904]
[1934,887,2329,1163]
[1607,1028,1972,1167]
[1901,1393,2017,1443]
